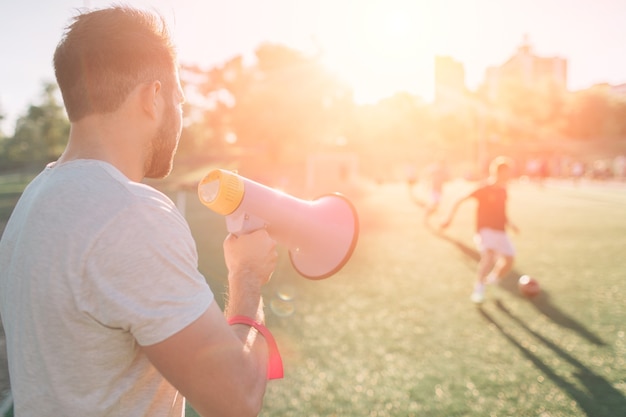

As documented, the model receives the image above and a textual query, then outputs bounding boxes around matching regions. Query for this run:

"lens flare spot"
[270,298,295,317]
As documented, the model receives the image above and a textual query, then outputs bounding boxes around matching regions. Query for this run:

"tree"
[180,44,354,174]
[562,87,615,140]
[348,92,435,178]
[0,102,5,139]
[1,82,69,169]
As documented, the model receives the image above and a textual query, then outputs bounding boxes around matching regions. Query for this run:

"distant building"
[484,36,568,101]
[434,55,467,111]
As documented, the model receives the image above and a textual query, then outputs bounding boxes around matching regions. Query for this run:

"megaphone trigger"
[226,212,268,236]
[198,169,359,280]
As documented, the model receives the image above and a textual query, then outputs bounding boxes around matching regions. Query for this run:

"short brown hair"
[489,156,514,177]
[53,6,177,121]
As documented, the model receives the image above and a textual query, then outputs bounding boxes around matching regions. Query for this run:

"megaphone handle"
[226,213,268,236]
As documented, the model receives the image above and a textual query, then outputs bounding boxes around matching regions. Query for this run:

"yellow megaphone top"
[197,169,245,215]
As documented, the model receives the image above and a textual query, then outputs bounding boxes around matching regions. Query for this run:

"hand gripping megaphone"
[198,169,359,280]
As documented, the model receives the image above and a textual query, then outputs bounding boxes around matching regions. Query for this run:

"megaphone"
[198,169,359,280]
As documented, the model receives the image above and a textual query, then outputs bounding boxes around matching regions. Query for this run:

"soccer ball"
[518,275,540,297]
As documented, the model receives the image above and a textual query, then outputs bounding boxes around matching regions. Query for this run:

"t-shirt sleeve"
[81,198,214,346]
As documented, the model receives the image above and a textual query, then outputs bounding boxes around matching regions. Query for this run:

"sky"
[1,0,626,134]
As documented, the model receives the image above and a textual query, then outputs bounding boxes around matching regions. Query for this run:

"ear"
[139,80,163,120]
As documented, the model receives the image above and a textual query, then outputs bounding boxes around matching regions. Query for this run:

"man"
[0,6,277,416]
[440,156,518,303]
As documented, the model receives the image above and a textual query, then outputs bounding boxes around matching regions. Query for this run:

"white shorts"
[430,191,442,205]
[474,228,515,257]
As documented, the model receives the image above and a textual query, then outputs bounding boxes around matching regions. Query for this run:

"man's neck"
[58,114,146,182]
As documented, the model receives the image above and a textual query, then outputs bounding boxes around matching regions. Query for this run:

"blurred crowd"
[522,155,626,181]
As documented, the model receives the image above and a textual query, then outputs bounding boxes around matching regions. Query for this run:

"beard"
[144,103,182,179]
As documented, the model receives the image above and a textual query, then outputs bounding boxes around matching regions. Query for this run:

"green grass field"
[1,173,625,417]
[183,177,626,417]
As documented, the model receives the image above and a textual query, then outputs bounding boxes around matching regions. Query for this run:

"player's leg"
[471,248,495,303]
[486,231,516,283]
[478,249,496,284]
[473,228,508,303]
[489,255,514,282]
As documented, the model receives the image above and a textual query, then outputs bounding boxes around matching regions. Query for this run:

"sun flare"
[317,1,438,103]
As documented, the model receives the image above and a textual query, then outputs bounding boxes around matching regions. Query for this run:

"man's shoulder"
[44,160,178,231]
[57,160,172,205]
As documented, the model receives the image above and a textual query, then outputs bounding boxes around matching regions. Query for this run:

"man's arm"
[142,229,277,417]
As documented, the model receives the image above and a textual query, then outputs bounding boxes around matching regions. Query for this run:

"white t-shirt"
[0,160,214,416]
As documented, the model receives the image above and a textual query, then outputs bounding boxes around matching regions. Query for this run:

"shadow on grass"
[428,224,606,346]
[479,302,625,417]
[407,184,427,208]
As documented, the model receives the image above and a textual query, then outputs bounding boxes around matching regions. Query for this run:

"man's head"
[489,156,514,183]
[54,6,178,122]
[54,6,184,179]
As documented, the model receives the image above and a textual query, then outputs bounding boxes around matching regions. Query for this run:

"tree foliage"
[3,48,626,178]
[180,44,354,172]
[1,82,69,170]
[177,43,626,181]
[563,86,626,140]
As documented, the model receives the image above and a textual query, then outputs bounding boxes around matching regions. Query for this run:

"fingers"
[223,229,278,286]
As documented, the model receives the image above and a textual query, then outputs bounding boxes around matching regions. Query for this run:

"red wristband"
[228,316,284,380]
